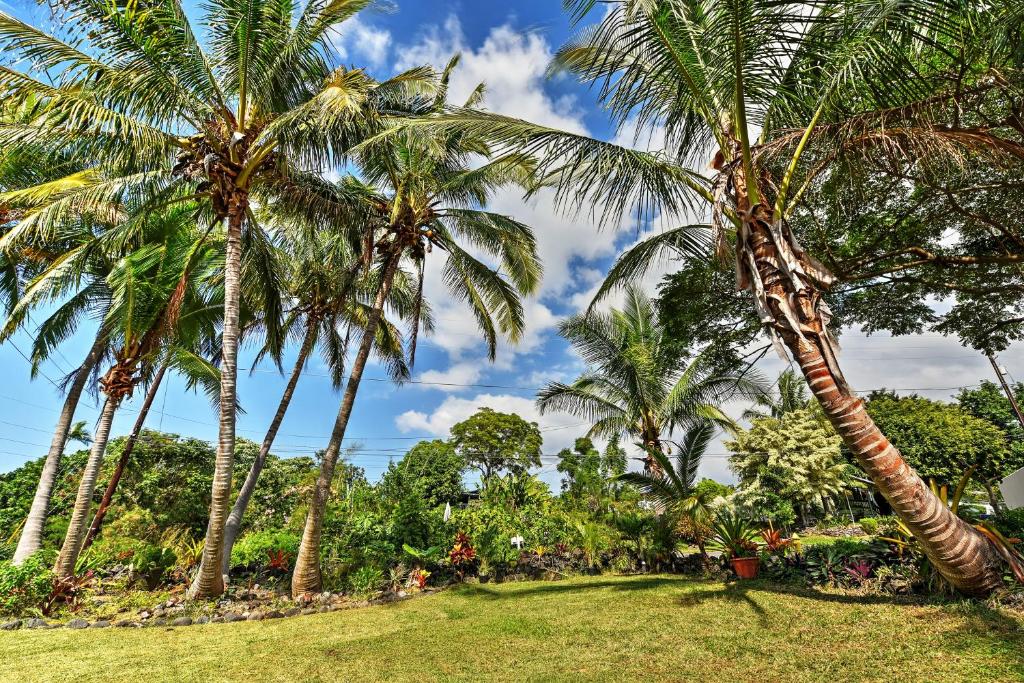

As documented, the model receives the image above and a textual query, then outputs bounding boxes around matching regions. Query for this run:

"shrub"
[994,508,1024,540]
[348,565,384,598]
[129,544,177,590]
[858,517,880,535]
[230,530,300,570]
[0,554,54,616]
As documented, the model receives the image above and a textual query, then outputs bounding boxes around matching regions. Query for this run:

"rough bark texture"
[81,363,167,552]
[740,200,1003,596]
[291,253,399,597]
[189,197,245,599]
[13,334,105,565]
[54,396,119,579]
[220,321,318,577]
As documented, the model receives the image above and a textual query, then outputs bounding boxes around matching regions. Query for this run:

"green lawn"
[2,575,1022,682]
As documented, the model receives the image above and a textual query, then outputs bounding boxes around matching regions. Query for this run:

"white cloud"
[415,362,483,391]
[395,392,585,453]
[395,17,585,133]
[329,17,392,68]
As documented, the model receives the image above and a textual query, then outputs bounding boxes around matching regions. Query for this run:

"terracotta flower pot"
[730,556,760,579]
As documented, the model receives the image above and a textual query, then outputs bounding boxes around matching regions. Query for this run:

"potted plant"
[711,510,762,579]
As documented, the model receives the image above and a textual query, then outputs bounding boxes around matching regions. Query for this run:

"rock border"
[2,589,429,631]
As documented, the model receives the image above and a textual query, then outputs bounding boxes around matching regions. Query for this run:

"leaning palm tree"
[538,286,763,472]
[618,421,717,559]
[54,205,224,578]
[289,57,543,596]
[742,369,812,420]
[0,0,437,597]
[217,226,428,578]
[0,101,116,564]
[422,0,1017,594]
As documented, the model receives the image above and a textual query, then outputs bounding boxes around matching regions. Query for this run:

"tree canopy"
[866,392,1011,488]
[450,408,543,481]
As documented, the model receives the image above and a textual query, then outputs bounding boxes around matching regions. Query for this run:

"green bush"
[230,530,300,570]
[994,508,1024,540]
[858,517,880,535]
[0,554,53,616]
[130,544,176,590]
[348,565,384,598]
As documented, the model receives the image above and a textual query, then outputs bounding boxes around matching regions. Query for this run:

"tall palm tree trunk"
[13,333,105,565]
[291,253,399,597]
[220,320,318,577]
[742,202,1002,595]
[81,363,167,552]
[189,198,246,599]
[54,395,119,579]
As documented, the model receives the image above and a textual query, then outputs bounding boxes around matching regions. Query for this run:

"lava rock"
[264,610,284,619]
[66,619,90,629]
[139,611,151,620]
[115,620,136,628]
[90,621,110,629]
[24,618,48,629]
[211,616,224,624]
[300,608,316,616]
[224,613,246,623]
[170,617,192,627]
[246,612,263,621]
[1,620,22,630]
[284,608,301,617]
[195,616,209,625]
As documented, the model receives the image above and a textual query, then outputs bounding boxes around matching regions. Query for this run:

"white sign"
[999,467,1024,510]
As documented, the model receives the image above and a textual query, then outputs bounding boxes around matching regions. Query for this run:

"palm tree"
[0,102,115,564]
[618,421,717,559]
[218,226,425,578]
[289,57,543,596]
[538,286,762,472]
[0,0,436,597]
[423,0,1014,594]
[53,205,224,578]
[742,369,812,420]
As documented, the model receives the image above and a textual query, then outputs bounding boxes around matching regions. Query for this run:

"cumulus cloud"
[395,392,587,454]
[415,362,483,391]
[329,16,392,67]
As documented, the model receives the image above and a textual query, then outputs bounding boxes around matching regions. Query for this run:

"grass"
[2,574,1023,682]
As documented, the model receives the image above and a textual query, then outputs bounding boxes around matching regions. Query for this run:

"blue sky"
[1,0,1022,488]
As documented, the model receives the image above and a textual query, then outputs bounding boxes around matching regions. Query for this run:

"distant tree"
[451,408,542,481]
[957,381,1024,511]
[743,370,812,420]
[867,393,1011,510]
[538,286,764,473]
[726,409,852,525]
[958,381,1024,440]
[693,478,733,504]
[556,438,603,502]
[601,436,628,494]
[377,440,466,508]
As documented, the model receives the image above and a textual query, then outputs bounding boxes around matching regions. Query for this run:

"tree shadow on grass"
[679,579,1024,655]
[453,576,687,601]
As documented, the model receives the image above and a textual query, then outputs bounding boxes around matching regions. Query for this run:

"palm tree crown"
[538,285,763,470]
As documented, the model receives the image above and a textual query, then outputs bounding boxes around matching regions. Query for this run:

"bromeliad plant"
[710,510,760,560]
